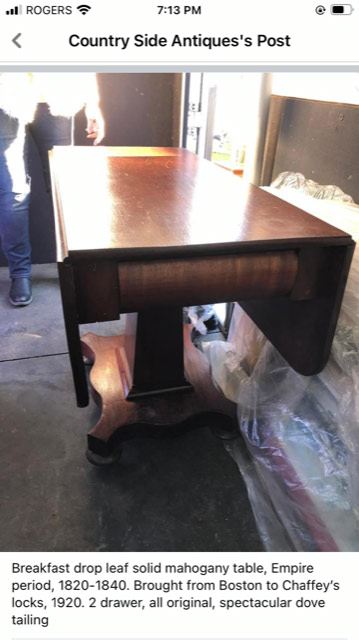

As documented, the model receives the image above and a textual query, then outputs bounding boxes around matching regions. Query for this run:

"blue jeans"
[0,104,72,279]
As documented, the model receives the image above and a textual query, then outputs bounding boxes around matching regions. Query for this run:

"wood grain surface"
[52,146,355,407]
[50,147,350,262]
[117,251,298,311]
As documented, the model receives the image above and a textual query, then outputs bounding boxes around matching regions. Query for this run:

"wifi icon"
[77,4,91,14]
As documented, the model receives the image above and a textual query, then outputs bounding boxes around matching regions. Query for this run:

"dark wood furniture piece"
[261,95,359,201]
[50,146,354,463]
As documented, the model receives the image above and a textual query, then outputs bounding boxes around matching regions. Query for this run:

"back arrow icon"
[12,33,22,48]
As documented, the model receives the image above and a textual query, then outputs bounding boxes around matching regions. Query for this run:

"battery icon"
[331,4,354,13]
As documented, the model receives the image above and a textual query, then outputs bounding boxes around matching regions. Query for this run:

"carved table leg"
[81,309,237,465]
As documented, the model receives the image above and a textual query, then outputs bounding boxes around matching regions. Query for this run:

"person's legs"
[0,105,72,305]
[29,103,72,192]
[0,109,32,304]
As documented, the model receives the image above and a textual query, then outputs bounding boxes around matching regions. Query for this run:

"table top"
[50,146,352,262]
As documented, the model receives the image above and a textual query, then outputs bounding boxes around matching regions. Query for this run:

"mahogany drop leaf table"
[50,147,354,464]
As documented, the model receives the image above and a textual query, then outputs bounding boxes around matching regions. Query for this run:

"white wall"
[272,73,359,105]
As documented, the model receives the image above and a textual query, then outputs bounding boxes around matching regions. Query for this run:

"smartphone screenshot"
[0,1,358,639]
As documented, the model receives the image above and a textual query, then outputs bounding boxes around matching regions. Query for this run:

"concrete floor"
[0,264,262,552]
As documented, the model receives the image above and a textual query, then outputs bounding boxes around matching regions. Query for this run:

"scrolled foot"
[86,446,122,467]
[210,416,240,441]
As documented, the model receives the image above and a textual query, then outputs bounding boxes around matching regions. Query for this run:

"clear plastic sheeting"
[203,181,359,551]
[186,305,215,335]
[223,437,294,552]
[204,303,359,551]
[271,171,354,203]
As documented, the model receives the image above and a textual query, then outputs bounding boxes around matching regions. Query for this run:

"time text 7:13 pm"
[157,5,202,14]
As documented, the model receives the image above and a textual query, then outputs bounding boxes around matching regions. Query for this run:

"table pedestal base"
[81,311,237,465]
